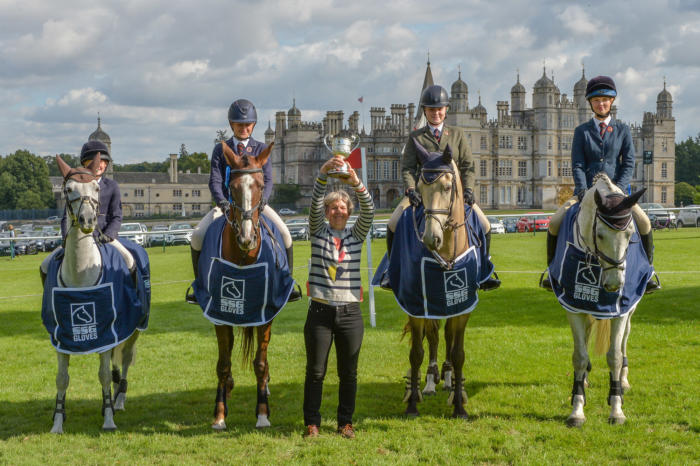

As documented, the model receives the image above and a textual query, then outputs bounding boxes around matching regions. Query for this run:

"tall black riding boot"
[640,232,661,294]
[185,247,201,304]
[286,246,303,301]
[380,230,394,289]
[480,232,501,291]
[540,232,558,291]
[40,268,47,288]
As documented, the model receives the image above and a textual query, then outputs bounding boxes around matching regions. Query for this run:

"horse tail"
[240,327,256,368]
[426,319,440,339]
[593,318,611,356]
[400,320,412,342]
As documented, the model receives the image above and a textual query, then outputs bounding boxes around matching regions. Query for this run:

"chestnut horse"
[211,141,276,430]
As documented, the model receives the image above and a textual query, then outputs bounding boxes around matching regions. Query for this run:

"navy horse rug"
[372,204,494,319]
[549,203,652,319]
[192,215,294,327]
[42,238,150,355]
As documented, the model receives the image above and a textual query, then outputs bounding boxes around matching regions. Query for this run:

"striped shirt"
[308,175,374,303]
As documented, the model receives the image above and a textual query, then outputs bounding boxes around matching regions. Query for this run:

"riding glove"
[217,200,229,212]
[98,232,112,244]
[463,188,475,206]
[406,188,422,207]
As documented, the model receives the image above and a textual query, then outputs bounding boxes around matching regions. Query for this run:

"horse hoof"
[212,420,227,431]
[566,416,586,428]
[451,412,468,420]
[256,415,271,428]
[609,415,626,425]
[422,388,436,396]
[102,421,117,431]
[113,393,126,411]
[50,425,63,434]
[405,410,419,418]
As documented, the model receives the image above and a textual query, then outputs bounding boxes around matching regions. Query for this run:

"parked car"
[279,208,297,216]
[14,234,38,255]
[675,205,700,228]
[150,225,169,245]
[119,222,146,246]
[19,223,34,234]
[516,213,551,232]
[47,216,60,222]
[168,222,193,245]
[37,231,61,252]
[502,217,518,233]
[487,216,506,234]
[372,224,387,238]
[285,218,309,241]
[639,203,676,229]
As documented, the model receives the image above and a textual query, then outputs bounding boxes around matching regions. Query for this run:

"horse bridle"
[62,170,101,232]
[414,166,468,270]
[224,167,266,241]
[576,208,633,272]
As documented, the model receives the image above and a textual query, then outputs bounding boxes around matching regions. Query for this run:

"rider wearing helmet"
[188,98,301,303]
[542,75,658,293]
[385,84,500,291]
[40,140,132,284]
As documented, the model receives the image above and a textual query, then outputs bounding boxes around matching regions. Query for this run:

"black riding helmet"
[420,85,450,108]
[228,99,258,123]
[80,140,111,165]
[586,76,617,100]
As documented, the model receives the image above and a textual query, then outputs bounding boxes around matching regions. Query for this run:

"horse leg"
[566,312,589,427]
[404,317,424,416]
[113,332,139,411]
[254,323,272,428]
[607,313,630,425]
[442,322,454,391]
[423,320,439,396]
[51,352,70,434]
[446,315,470,418]
[583,315,594,388]
[99,351,117,431]
[212,325,234,430]
[620,309,634,391]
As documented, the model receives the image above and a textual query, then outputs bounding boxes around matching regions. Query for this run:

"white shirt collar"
[592,115,612,126]
[233,137,250,148]
[427,122,444,133]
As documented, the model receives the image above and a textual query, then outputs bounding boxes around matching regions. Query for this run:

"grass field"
[1,229,698,464]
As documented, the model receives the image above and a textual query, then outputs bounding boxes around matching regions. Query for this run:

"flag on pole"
[347,147,362,169]
[358,96,364,103]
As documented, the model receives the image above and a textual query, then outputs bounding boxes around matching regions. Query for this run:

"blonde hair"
[324,189,354,216]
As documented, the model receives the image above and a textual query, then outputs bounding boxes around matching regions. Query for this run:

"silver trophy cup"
[323,134,360,178]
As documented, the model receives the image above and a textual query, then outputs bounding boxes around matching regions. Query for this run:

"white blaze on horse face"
[238,174,256,248]
[419,173,453,252]
[66,179,99,234]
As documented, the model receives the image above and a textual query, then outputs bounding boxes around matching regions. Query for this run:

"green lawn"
[0,229,698,464]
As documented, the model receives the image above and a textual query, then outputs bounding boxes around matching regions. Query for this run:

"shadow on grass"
[0,379,547,440]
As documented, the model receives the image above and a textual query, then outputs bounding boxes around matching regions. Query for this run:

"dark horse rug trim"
[192,215,294,327]
[549,203,652,319]
[42,238,150,355]
[372,204,494,319]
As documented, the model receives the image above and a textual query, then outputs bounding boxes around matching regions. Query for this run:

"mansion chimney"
[169,153,178,183]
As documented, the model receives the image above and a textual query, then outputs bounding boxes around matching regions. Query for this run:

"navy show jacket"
[571,118,635,196]
[209,136,273,204]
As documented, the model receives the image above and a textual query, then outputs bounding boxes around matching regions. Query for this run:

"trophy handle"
[323,134,332,152]
[350,135,361,152]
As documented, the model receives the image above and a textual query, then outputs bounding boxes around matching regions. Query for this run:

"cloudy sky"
[1,0,699,163]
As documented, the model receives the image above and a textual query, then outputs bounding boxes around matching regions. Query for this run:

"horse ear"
[441,144,453,164]
[594,189,604,209]
[616,187,647,212]
[56,155,72,178]
[88,154,100,174]
[221,140,238,167]
[256,142,274,167]
[412,137,431,165]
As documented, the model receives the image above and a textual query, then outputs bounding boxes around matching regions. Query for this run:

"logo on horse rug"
[372,205,493,318]
[42,239,150,354]
[548,204,652,318]
[192,215,294,326]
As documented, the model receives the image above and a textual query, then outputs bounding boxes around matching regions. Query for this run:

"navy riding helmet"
[228,99,257,123]
[586,76,617,100]
[80,140,111,165]
[420,85,450,108]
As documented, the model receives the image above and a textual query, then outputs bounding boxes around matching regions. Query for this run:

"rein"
[414,166,468,270]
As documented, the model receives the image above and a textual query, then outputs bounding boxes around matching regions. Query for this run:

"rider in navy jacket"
[572,118,635,199]
[209,136,273,205]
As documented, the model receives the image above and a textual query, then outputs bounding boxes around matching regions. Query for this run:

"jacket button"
[600,158,603,162]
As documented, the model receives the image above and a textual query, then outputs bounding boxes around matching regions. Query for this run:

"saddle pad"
[42,243,147,354]
[549,203,652,318]
[372,204,493,318]
[192,215,294,326]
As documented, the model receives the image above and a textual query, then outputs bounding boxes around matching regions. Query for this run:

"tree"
[215,129,229,143]
[675,182,696,206]
[44,153,80,175]
[113,161,168,172]
[178,151,210,174]
[270,183,302,207]
[0,150,55,209]
[675,134,700,185]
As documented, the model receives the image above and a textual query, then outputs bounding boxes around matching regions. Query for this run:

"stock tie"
[434,128,441,142]
[599,122,607,139]
[237,142,245,155]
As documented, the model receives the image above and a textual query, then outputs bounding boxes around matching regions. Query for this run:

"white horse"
[552,174,648,427]
[48,155,140,434]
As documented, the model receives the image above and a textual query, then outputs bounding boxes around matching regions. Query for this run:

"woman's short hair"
[324,189,354,216]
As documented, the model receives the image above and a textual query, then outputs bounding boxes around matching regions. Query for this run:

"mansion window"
[173,189,182,197]
[134,189,144,197]
[547,160,553,176]
[480,136,488,150]
[518,161,527,177]
[499,186,512,204]
[391,161,399,180]
[192,189,201,197]
[498,135,513,149]
[517,186,527,205]
[548,138,552,150]
[193,204,201,211]
[661,162,667,179]
[517,136,527,150]
[497,160,512,177]
[173,203,182,211]
[558,161,572,177]
[135,203,144,210]
[661,186,667,203]
[376,161,382,180]
[367,161,375,180]
[383,161,390,180]
[480,160,487,178]
[480,185,488,204]
[662,138,668,152]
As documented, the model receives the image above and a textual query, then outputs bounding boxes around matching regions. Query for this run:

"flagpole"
[360,146,376,328]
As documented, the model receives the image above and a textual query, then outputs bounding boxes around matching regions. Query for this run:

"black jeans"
[303,300,364,427]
